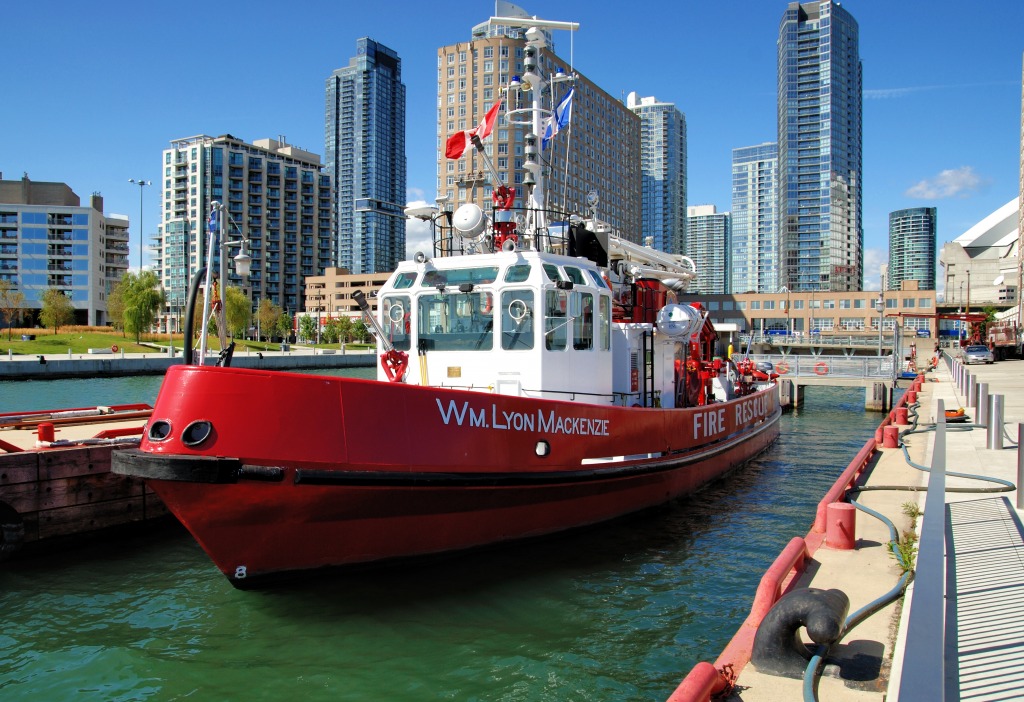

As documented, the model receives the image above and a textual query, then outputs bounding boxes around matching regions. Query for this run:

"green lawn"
[1,327,375,356]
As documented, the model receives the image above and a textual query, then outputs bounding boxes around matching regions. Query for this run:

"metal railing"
[739,332,924,348]
[897,399,947,701]
[746,353,896,380]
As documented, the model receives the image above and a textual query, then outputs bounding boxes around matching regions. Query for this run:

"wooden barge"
[0,404,169,561]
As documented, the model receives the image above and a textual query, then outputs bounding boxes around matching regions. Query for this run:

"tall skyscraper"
[888,207,937,290]
[731,142,779,293]
[777,0,863,292]
[326,38,407,274]
[438,6,641,240]
[157,135,333,331]
[0,175,128,326]
[686,205,731,294]
[627,92,687,254]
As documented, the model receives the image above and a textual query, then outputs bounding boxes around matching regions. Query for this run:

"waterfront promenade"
[671,356,1024,701]
[0,344,376,379]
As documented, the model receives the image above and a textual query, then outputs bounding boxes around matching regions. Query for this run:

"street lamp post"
[966,269,971,316]
[876,292,885,356]
[128,178,151,271]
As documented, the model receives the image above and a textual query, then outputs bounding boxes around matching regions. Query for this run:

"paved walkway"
[682,356,1024,701]
[920,358,1024,701]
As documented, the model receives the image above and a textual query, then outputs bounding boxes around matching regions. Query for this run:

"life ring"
[0,500,25,563]
[814,362,828,376]
[111,344,119,353]
[776,362,790,374]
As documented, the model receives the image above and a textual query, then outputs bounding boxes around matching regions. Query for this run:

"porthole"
[148,420,172,442]
[181,420,213,447]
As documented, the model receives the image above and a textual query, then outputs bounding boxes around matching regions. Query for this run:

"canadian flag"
[445,100,503,160]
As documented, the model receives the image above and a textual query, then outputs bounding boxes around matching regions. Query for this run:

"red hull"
[114,366,780,585]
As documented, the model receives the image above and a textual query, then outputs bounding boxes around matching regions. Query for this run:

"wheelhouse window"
[391,271,417,289]
[544,290,568,351]
[504,264,531,283]
[417,291,493,351]
[421,266,499,288]
[501,290,534,350]
[599,295,611,350]
[563,266,587,286]
[381,296,411,351]
[572,291,594,350]
[542,264,562,282]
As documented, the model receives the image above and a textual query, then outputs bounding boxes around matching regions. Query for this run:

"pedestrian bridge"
[745,354,914,411]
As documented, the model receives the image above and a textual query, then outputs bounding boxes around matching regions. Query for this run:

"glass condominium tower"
[627,92,687,255]
[158,135,333,326]
[731,142,778,293]
[326,38,407,274]
[686,205,731,294]
[778,0,863,292]
[888,207,937,290]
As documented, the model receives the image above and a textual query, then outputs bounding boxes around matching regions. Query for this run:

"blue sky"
[4,0,1022,295]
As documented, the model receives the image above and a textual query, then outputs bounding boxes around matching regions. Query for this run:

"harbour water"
[0,373,884,701]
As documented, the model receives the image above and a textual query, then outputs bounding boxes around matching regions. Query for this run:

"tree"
[353,319,371,343]
[107,280,126,333]
[322,317,340,344]
[40,287,75,333]
[335,316,354,343]
[224,286,252,339]
[254,299,279,341]
[276,312,293,343]
[121,270,165,343]
[299,314,317,343]
[0,280,26,341]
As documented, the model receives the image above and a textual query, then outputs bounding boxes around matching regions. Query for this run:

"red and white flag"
[445,100,503,160]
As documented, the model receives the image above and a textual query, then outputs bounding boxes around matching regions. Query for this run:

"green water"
[0,375,883,701]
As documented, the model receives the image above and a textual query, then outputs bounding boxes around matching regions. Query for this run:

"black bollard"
[751,587,850,677]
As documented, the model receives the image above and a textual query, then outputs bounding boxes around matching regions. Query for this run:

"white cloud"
[404,199,435,260]
[863,247,887,291]
[905,166,983,200]
[864,86,931,99]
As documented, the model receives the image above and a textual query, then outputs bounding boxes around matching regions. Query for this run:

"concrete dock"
[669,355,1024,701]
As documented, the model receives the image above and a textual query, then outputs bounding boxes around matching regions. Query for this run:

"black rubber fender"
[0,500,25,562]
[750,587,850,677]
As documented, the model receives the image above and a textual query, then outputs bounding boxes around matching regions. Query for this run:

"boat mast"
[492,16,578,247]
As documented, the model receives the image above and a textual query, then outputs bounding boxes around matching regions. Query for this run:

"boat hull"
[113,366,781,586]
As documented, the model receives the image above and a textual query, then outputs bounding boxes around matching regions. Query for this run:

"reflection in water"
[0,380,879,701]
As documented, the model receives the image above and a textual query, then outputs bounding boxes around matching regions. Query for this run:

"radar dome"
[453,204,488,238]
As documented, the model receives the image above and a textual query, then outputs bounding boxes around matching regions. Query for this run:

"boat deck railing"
[431,205,582,257]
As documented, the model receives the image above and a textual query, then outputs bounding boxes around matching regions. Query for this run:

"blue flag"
[542,86,574,151]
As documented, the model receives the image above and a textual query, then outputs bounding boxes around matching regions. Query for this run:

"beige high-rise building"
[437,8,641,242]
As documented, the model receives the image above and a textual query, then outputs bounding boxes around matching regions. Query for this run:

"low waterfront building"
[303,267,391,320]
[680,285,938,350]
[0,175,129,326]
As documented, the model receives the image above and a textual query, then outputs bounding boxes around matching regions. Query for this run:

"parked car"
[962,344,995,365]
